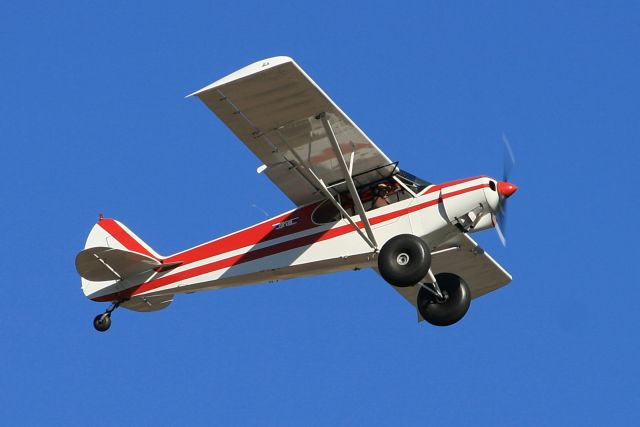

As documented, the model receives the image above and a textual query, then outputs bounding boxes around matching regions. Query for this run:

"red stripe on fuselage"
[92,179,489,302]
[162,176,489,266]
[424,176,486,195]
[162,204,317,265]
[442,183,489,199]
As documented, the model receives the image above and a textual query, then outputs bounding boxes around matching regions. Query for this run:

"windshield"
[396,170,431,194]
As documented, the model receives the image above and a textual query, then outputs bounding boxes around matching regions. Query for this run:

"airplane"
[75,56,518,332]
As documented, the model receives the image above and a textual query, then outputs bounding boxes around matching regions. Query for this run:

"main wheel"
[378,234,431,287]
[417,273,471,326]
[93,314,112,332]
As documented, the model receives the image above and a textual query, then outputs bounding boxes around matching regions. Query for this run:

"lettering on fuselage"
[272,217,299,230]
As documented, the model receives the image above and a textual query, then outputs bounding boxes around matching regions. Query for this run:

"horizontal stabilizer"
[76,247,161,282]
[121,294,175,312]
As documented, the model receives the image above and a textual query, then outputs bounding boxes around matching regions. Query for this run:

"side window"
[383,188,412,205]
[312,200,341,224]
[365,181,412,211]
[312,177,417,223]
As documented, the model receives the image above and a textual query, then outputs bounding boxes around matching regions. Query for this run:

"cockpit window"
[396,170,431,194]
[311,176,417,224]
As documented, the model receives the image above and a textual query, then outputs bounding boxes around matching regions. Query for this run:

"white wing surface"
[390,234,513,318]
[190,56,396,206]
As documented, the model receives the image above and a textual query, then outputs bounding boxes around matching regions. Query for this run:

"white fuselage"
[87,176,500,304]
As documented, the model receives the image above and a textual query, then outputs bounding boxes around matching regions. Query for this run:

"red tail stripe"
[98,219,157,259]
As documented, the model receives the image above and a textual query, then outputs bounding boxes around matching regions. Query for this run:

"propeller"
[493,134,517,246]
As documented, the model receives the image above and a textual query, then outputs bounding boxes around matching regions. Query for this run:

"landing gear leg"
[417,272,471,326]
[419,270,445,301]
[93,301,121,332]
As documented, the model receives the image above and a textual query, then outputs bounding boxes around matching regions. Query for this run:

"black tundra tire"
[417,273,471,326]
[378,234,431,287]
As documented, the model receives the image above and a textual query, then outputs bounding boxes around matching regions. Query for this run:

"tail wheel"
[93,314,111,332]
[418,273,471,326]
[378,234,431,287]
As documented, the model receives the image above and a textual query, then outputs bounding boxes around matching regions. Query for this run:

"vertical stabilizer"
[84,218,162,259]
[78,217,163,299]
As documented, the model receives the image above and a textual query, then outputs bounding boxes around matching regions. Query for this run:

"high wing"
[189,56,396,206]
[390,234,513,319]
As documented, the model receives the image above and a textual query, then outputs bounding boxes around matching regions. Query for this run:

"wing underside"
[191,56,395,206]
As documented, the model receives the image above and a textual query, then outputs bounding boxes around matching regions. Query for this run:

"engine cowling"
[469,213,494,233]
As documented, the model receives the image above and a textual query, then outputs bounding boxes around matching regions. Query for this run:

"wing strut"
[273,129,376,249]
[306,169,377,249]
[318,113,378,249]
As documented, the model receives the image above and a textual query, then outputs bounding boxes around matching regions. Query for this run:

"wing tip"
[186,56,295,98]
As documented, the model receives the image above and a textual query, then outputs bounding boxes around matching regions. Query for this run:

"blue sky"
[1,1,639,425]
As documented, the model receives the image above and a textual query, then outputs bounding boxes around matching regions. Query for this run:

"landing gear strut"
[417,273,471,326]
[93,301,121,332]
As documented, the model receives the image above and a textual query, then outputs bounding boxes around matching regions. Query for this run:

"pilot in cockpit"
[372,182,393,209]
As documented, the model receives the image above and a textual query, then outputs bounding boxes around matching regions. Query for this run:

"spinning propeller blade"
[495,134,517,246]
[502,133,516,182]
[493,214,507,247]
